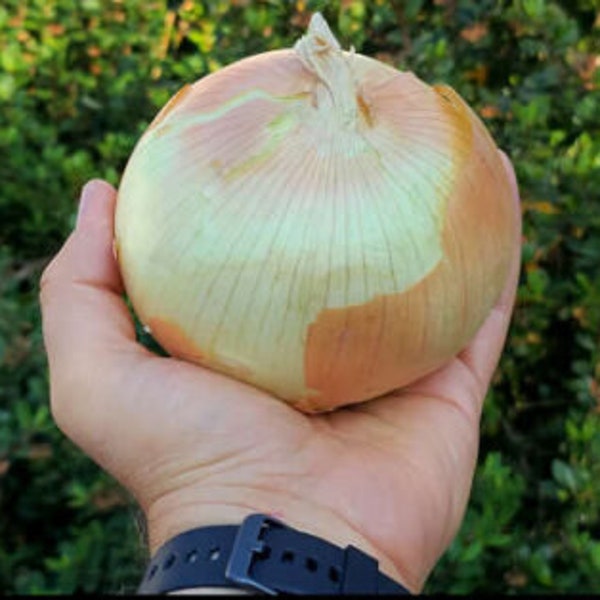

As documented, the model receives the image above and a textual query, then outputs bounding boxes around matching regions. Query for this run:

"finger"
[367,150,522,504]
[455,149,522,392]
[397,150,522,409]
[349,153,522,576]
[40,180,145,435]
[499,149,520,200]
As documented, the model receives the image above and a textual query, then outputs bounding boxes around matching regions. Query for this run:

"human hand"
[40,152,521,593]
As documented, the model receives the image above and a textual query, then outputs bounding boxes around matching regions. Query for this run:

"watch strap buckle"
[226,513,282,594]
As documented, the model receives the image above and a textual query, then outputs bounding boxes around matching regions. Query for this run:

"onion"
[115,13,518,413]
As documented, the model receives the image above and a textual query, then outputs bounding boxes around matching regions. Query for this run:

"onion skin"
[115,16,518,413]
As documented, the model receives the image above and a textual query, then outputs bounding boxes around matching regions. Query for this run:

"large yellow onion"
[115,13,518,413]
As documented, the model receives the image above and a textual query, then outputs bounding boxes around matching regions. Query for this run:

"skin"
[40,151,521,593]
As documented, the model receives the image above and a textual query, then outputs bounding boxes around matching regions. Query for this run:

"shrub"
[1,0,598,593]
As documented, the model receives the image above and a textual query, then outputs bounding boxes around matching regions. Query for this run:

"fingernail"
[76,180,112,228]
[76,181,96,228]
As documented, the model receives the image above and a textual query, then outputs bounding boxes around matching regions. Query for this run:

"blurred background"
[0,0,599,593]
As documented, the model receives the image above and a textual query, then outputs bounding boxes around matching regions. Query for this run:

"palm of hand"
[93,347,485,589]
[41,162,519,591]
[50,306,497,589]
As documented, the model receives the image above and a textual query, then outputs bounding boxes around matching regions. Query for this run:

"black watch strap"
[138,513,410,595]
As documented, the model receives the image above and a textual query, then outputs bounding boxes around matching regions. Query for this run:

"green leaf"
[552,459,578,493]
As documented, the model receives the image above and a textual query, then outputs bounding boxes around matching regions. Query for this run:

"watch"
[138,513,410,595]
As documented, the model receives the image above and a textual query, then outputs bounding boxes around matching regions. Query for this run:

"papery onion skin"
[115,14,518,413]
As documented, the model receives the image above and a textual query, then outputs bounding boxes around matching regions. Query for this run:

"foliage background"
[1,0,599,593]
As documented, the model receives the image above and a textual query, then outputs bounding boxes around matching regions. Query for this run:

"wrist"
[139,512,411,595]
[142,489,413,592]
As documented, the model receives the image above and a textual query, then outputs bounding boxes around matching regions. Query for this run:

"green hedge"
[1,0,599,593]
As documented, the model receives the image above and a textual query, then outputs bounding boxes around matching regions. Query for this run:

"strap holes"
[281,550,295,563]
[209,547,221,561]
[305,557,318,572]
[163,554,176,570]
[148,565,158,580]
[186,550,198,563]
[329,566,341,582]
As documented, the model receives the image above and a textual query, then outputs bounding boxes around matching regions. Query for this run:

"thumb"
[40,180,143,436]
[47,179,123,293]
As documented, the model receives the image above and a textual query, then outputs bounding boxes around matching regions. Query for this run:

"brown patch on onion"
[301,277,450,413]
[146,316,205,363]
[356,92,374,127]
